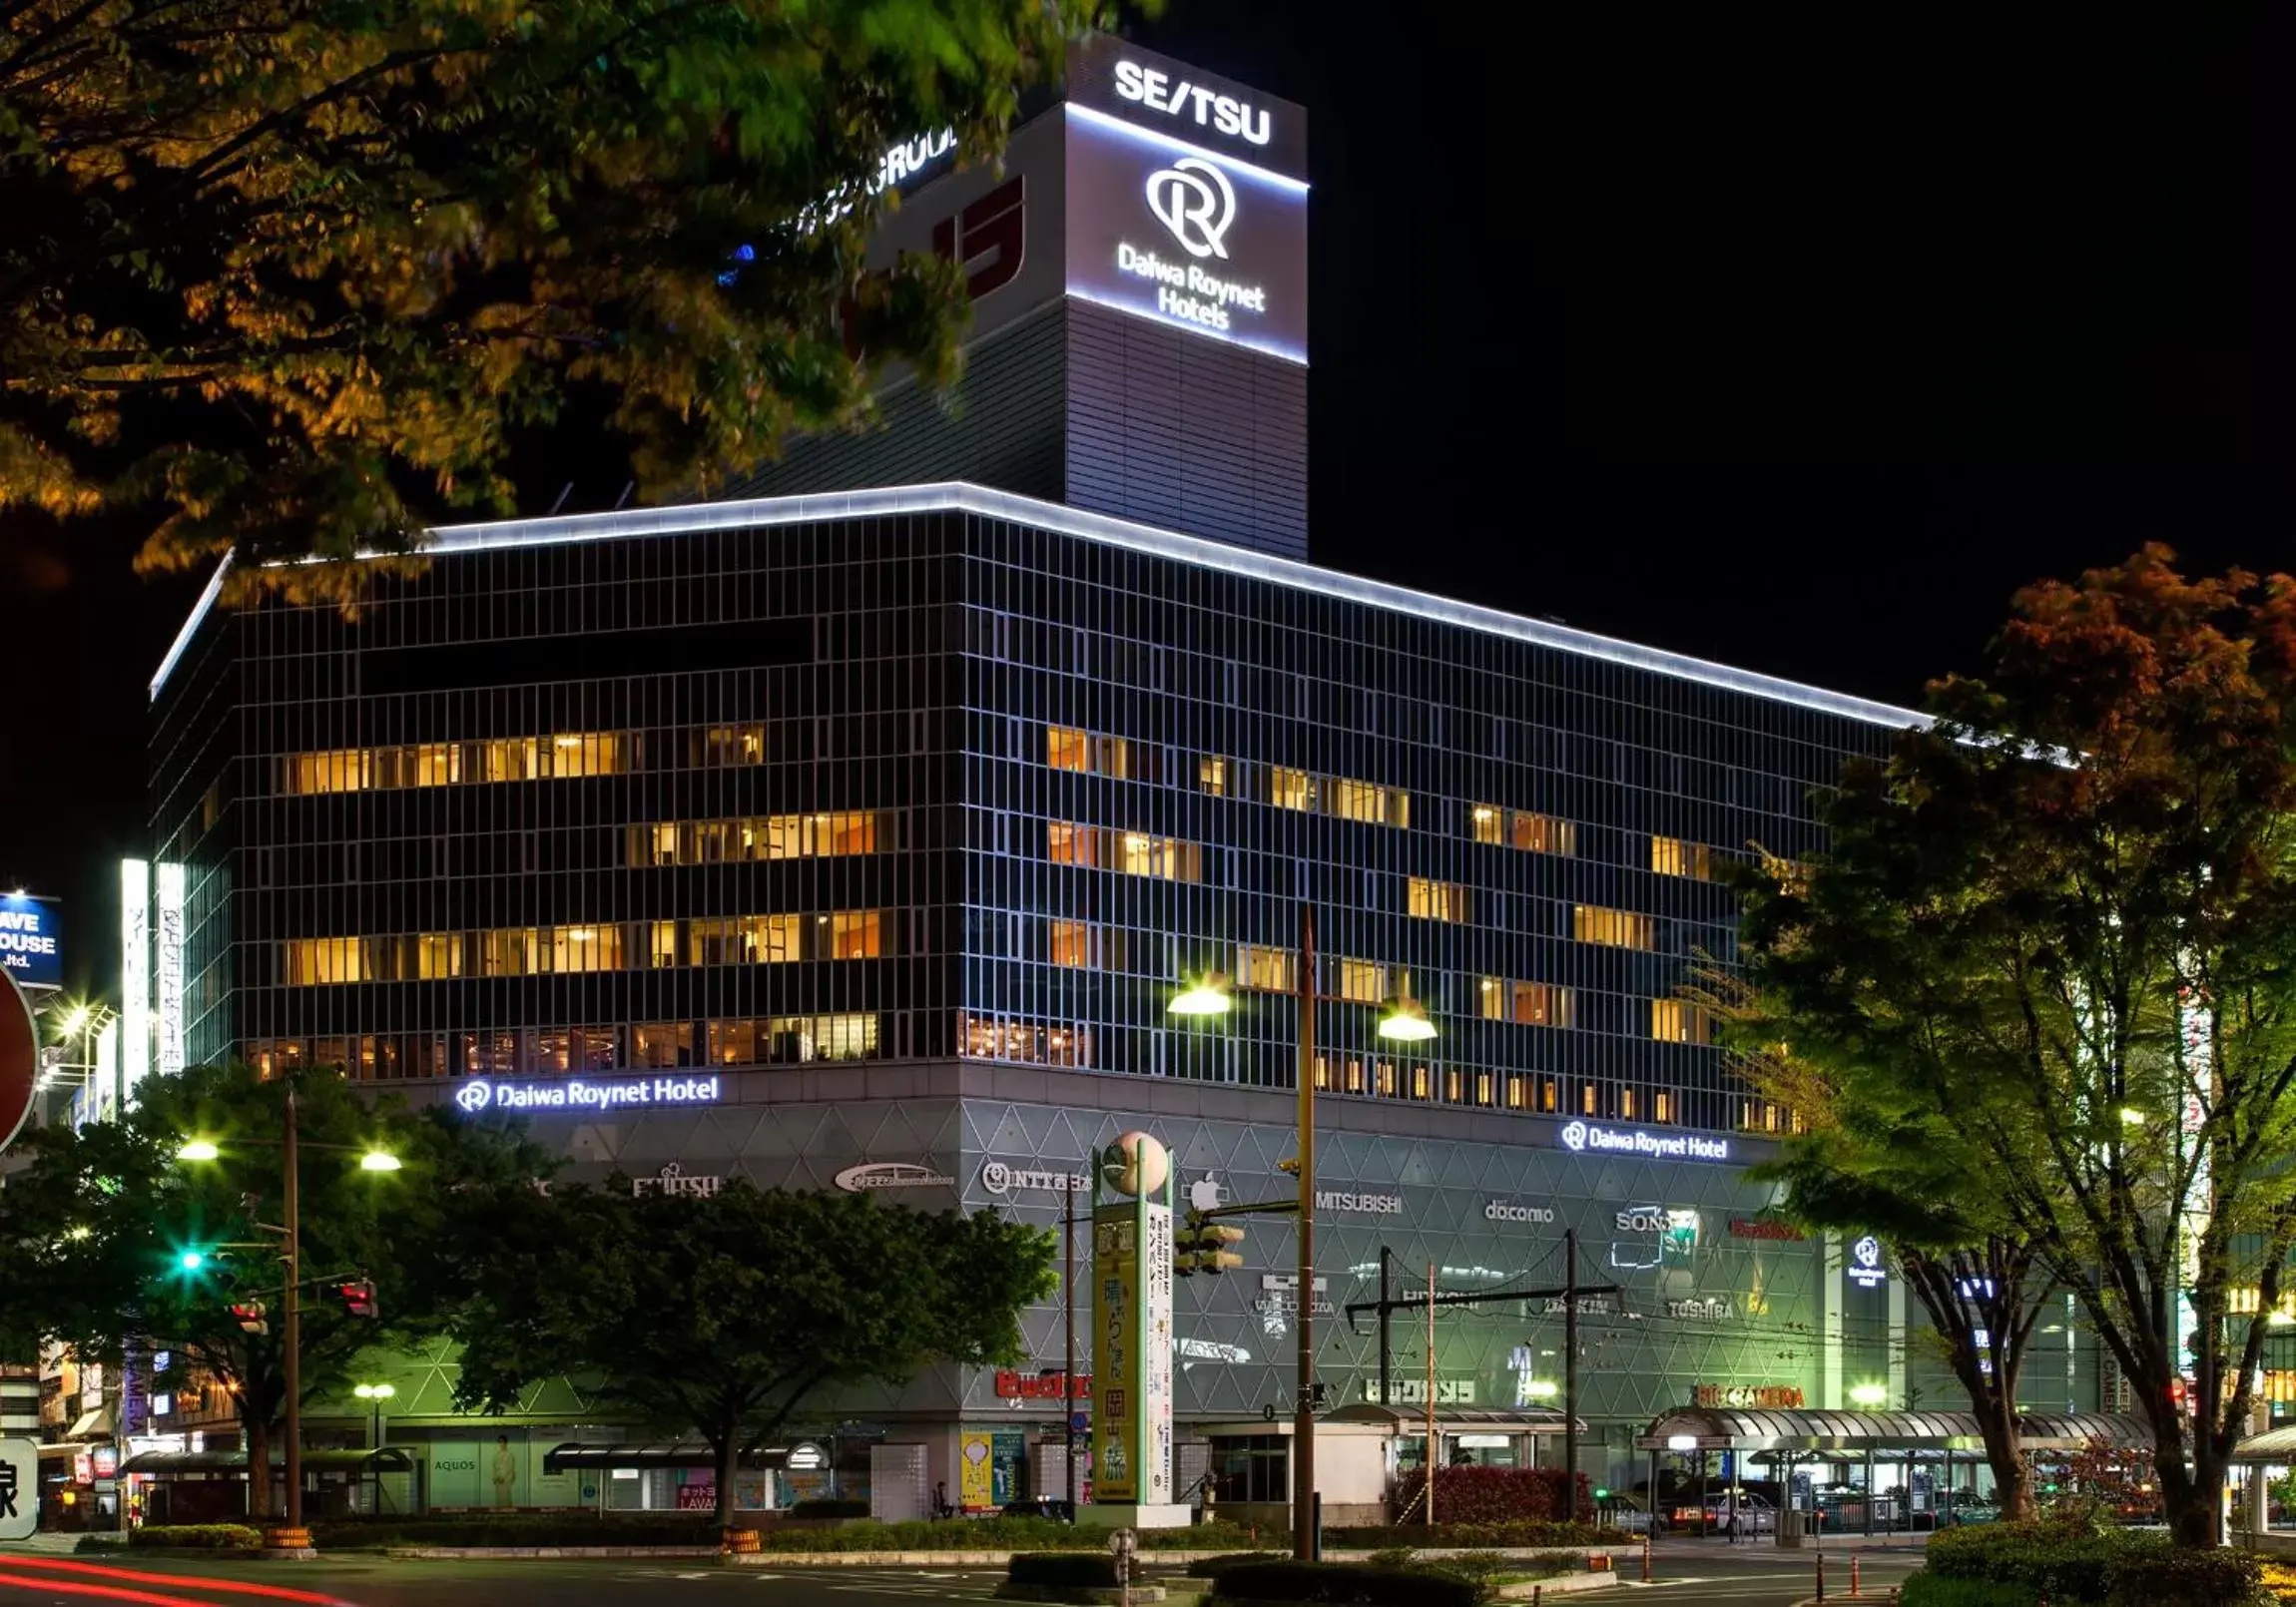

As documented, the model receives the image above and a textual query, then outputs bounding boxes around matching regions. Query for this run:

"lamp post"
[178,1083,400,1535]
[1169,906,1436,1561]
[354,1383,396,1514]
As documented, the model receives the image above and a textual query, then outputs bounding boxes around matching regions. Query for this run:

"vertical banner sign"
[120,859,150,1099]
[958,1431,995,1513]
[155,861,185,1078]
[1090,1130,1173,1510]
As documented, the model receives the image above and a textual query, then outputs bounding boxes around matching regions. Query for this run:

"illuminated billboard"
[0,894,59,990]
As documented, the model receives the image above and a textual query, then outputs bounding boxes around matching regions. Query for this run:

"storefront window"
[1211,1435,1289,1503]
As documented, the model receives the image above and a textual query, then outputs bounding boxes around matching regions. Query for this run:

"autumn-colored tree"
[0,0,1126,603]
[1730,548,2296,1547]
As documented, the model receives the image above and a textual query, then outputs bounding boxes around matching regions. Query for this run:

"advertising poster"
[1139,1203,1173,1503]
[990,1430,1026,1505]
[958,1432,995,1513]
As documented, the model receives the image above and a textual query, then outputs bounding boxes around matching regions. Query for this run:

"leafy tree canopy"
[0,0,1126,603]
[1731,547,2296,1545]
[442,1178,1055,1528]
[0,1063,550,1511]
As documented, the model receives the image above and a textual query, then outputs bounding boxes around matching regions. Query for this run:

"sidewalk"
[1,1534,95,1555]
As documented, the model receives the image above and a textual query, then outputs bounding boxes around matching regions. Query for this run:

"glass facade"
[145,486,2006,1475]
[150,496,1905,1139]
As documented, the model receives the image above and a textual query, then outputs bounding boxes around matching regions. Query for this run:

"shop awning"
[121,1447,416,1475]
[1636,1407,2153,1454]
[65,1407,115,1439]
[1323,1404,1584,1435]
[543,1442,792,1473]
[2229,1426,2296,1465]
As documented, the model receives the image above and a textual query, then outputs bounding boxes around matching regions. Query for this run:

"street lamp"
[1169,909,1437,1561]
[353,1383,396,1514]
[177,1092,402,1538]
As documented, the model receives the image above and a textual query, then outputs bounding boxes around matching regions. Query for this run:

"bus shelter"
[1636,1408,2153,1535]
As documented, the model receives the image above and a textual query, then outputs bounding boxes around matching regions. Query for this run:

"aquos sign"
[1063,36,1309,365]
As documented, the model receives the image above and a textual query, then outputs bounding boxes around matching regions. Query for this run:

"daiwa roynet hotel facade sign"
[1062,35,1308,364]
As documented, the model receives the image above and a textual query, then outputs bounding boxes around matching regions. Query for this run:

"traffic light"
[1175,1213,1245,1277]
[336,1279,379,1320]
[228,1300,268,1336]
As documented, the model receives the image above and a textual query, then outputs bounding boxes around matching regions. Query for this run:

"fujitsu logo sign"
[1113,60,1273,148]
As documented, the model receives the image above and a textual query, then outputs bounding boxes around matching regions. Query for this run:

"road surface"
[0,1544,1927,1607]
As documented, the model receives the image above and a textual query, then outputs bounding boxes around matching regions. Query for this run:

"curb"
[1497,1573,1618,1597]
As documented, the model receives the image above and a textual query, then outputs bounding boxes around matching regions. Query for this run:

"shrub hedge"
[1210,1560,1481,1607]
[790,1499,872,1519]
[1386,1469,1592,1528]
[1325,1523,1610,1550]
[123,1524,263,1551]
[1918,1521,2260,1607]
[308,1515,720,1549]
[1189,1553,1285,1579]
[1010,1554,1122,1588]
[1901,1577,2042,1607]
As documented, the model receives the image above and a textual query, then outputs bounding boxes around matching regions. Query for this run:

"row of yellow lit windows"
[628,810,888,866]
[282,912,887,983]
[1409,876,1469,922]
[1050,728,1410,827]
[1477,977,1575,1027]
[1574,904,1656,950]
[279,725,786,796]
[282,733,636,794]
[1307,1058,1678,1122]
[244,1014,880,1078]
[1046,820,1203,880]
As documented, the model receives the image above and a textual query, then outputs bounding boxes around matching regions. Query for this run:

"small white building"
[1198,1405,1578,1530]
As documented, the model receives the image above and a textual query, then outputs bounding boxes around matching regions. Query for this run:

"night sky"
[6,4,2295,996]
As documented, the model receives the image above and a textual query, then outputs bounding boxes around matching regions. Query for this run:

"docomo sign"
[451,1073,722,1115]
[1484,1200,1557,1225]
[1558,1120,1730,1164]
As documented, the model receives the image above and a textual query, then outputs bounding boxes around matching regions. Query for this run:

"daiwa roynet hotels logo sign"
[1063,36,1308,364]
[451,1073,721,1116]
[1558,1120,1731,1164]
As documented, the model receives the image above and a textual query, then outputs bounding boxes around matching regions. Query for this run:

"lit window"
[282,937,366,985]
[632,822,680,866]
[473,738,537,783]
[1050,920,1095,967]
[1334,957,1388,1005]
[1470,805,1502,845]
[1271,768,1315,811]
[1048,727,1090,772]
[1482,979,1572,1026]
[1199,757,1228,796]
[1328,778,1400,825]
[1045,726,1129,777]
[644,922,679,968]
[1239,944,1298,992]
[542,732,628,778]
[284,750,368,796]
[1407,877,1468,922]
[828,910,882,959]
[1047,821,1100,867]
[1620,1087,1636,1119]
[416,932,463,979]
[1574,904,1655,950]
[1651,998,1712,1044]
[1474,807,1574,854]
[767,1013,880,1062]
[542,924,624,973]
[710,1019,759,1065]
[1474,1072,1492,1106]
[700,725,765,767]
[1653,1091,1675,1123]
[633,1022,695,1068]
[1652,835,1713,879]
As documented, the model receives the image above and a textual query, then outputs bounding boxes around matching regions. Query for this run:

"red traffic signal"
[228,1301,268,1336]
[336,1279,378,1320]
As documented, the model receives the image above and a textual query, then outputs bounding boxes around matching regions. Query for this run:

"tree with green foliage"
[1699,961,2055,1519]
[1729,548,2296,1546]
[0,0,1127,603]
[0,1063,549,1516]
[442,1178,1055,1532]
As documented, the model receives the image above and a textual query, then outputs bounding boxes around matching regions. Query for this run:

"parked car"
[1001,1497,1076,1522]
[1669,1492,1777,1534]
[1601,1502,1655,1533]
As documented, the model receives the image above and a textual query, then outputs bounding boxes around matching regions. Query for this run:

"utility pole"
[1563,1227,1578,1524]
[1378,1248,1393,1409]
[283,1085,302,1533]
[1065,1206,1078,1510]
[1293,904,1318,1563]
[1425,1262,1437,1525]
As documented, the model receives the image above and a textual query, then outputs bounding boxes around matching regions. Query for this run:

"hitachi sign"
[1113,60,1273,147]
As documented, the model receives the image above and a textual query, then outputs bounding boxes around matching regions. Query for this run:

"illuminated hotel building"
[136,37,2084,1516]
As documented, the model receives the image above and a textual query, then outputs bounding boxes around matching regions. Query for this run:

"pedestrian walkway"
[0,1532,94,1554]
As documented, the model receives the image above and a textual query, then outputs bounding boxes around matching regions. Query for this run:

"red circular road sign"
[0,970,36,1155]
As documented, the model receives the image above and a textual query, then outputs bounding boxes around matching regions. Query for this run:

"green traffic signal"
[177,1249,208,1273]
[1594,1487,1611,1501]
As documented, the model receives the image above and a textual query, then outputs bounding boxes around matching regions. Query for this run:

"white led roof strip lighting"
[151,480,1930,733]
